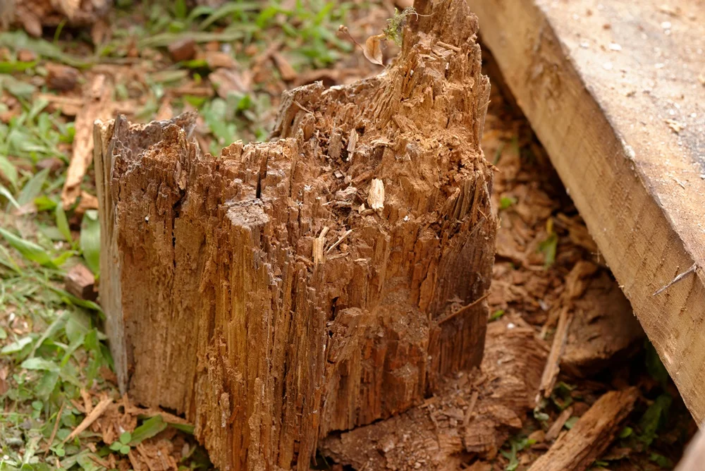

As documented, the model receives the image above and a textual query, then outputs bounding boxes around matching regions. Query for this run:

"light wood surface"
[528,388,639,471]
[469,0,705,421]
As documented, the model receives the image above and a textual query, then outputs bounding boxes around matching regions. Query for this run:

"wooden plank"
[468,0,705,421]
[677,426,705,471]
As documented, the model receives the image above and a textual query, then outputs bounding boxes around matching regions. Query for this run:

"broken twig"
[64,397,113,442]
[44,401,65,453]
[326,230,353,255]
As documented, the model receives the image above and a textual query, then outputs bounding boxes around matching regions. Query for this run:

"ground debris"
[65,395,113,442]
[320,316,548,470]
[65,263,97,301]
[527,388,639,471]
[168,37,196,63]
[562,271,644,375]
[10,0,111,37]
[46,63,79,91]
[61,74,114,209]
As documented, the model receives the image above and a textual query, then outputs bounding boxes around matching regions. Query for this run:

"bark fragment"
[97,1,495,469]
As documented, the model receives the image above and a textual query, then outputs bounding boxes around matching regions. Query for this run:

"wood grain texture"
[96,1,495,469]
[527,388,639,471]
[468,0,705,421]
[321,316,549,470]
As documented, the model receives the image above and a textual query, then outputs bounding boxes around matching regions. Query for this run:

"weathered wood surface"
[562,270,643,375]
[676,425,705,471]
[96,1,495,469]
[468,0,705,421]
[527,387,639,471]
[321,316,549,470]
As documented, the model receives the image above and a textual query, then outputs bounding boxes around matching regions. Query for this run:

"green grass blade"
[17,167,50,207]
[0,227,57,268]
[0,155,18,190]
[21,357,60,373]
[199,2,260,29]
[0,244,22,273]
[0,31,91,68]
[29,311,69,358]
[137,30,245,49]
[55,204,73,245]
[80,210,100,275]
[129,415,167,445]
[0,183,21,210]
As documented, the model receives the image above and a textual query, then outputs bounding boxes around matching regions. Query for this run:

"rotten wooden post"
[95,0,495,469]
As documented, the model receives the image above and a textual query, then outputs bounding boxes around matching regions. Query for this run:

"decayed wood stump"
[95,0,494,469]
[320,316,549,470]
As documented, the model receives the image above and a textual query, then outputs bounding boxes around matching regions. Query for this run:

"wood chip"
[81,389,93,414]
[545,406,573,442]
[209,68,249,98]
[326,230,352,255]
[666,118,686,134]
[368,178,385,210]
[126,406,191,425]
[347,129,359,157]
[61,74,113,209]
[272,52,297,81]
[74,191,99,216]
[168,37,196,62]
[313,227,329,265]
[65,264,97,301]
[65,396,113,442]
[46,63,79,92]
[538,306,571,400]
[37,94,84,117]
[128,449,143,471]
[205,51,236,70]
[527,388,639,471]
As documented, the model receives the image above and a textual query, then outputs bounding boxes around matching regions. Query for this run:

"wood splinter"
[527,388,639,471]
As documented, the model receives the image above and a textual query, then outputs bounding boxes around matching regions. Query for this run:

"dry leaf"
[205,51,236,70]
[17,9,42,37]
[272,52,298,81]
[60,0,81,21]
[363,34,386,66]
[209,68,249,98]
[91,18,110,46]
